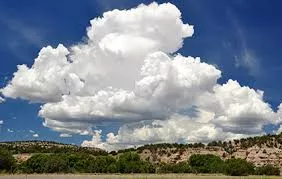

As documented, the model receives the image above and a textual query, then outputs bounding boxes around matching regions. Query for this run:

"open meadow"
[0,175,281,179]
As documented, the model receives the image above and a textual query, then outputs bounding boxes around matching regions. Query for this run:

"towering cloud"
[1,2,281,150]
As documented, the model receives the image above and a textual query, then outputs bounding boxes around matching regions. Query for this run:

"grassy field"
[0,174,281,179]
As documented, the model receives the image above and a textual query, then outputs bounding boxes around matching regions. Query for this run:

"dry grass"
[0,174,280,179]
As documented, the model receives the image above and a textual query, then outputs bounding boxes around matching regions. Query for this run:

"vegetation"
[255,164,280,176]
[0,141,107,155]
[15,152,154,174]
[157,162,192,173]
[116,152,155,173]
[224,158,255,176]
[0,148,280,176]
[0,149,15,173]
[2,133,282,176]
[189,154,225,173]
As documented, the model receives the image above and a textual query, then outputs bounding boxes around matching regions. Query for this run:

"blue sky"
[1,0,282,146]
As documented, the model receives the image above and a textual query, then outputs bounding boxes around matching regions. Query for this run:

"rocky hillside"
[136,133,282,169]
[2,133,282,169]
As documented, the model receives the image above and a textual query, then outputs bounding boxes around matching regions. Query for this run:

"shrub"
[87,156,116,173]
[44,155,70,173]
[0,149,15,172]
[19,154,50,173]
[224,158,255,176]
[116,152,154,173]
[189,154,225,173]
[158,162,192,173]
[255,164,280,176]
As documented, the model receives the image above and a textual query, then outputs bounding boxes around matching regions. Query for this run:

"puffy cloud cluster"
[1,2,282,150]
[82,80,277,151]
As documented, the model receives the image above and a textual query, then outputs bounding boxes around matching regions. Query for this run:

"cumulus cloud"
[82,80,273,151]
[33,133,39,138]
[0,120,3,125]
[1,2,281,151]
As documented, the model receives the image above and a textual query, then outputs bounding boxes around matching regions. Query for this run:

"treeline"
[0,141,107,155]
[0,149,280,176]
[158,154,280,176]
[1,150,154,174]
[121,132,282,155]
[207,133,282,149]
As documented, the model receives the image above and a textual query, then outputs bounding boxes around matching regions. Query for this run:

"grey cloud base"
[1,2,282,151]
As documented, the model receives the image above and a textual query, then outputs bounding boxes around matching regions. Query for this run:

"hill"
[0,140,106,155]
[134,133,282,169]
[2,133,282,170]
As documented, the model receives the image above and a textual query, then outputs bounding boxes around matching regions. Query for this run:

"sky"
[1,0,282,151]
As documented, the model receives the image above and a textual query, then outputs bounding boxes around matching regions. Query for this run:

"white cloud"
[0,120,3,125]
[231,18,261,77]
[7,128,14,133]
[82,80,273,150]
[1,2,281,151]
[60,133,72,138]
[29,130,35,133]
[276,125,282,134]
[0,96,5,103]
[33,133,39,138]
[197,80,275,134]
[234,49,261,77]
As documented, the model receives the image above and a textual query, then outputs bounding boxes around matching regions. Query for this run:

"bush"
[44,154,70,173]
[19,154,50,173]
[189,154,225,173]
[158,162,192,173]
[0,149,15,172]
[255,164,280,176]
[224,158,255,176]
[87,156,117,173]
[116,152,154,173]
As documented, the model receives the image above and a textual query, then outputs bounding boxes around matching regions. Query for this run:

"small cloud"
[60,133,72,138]
[0,96,5,103]
[0,120,3,125]
[234,49,261,77]
[29,130,35,133]
[7,128,14,133]
[33,133,39,138]
[276,125,282,134]
[227,11,262,77]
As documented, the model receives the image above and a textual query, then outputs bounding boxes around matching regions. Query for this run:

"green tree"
[158,162,192,173]
[189,154,225,173]
[224,158,255,176]
[19,154,50,173]
[88,156,116,173]
[0,149,15,172]
[116,152,154,173]
[255,164,280,176]
[44,154,69,173]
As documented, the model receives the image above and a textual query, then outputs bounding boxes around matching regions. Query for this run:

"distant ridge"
[2,133,282,169]
[0,140,73,145]
[0,140,107,155]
